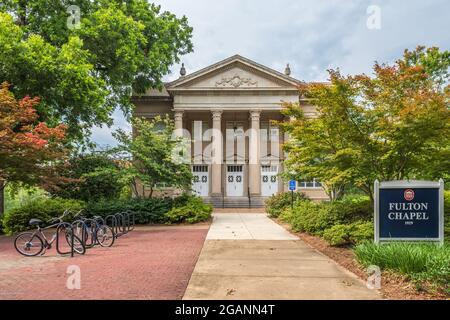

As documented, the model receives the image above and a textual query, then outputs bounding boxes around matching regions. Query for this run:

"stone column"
[173,110,184,137]
[248,110,261,196]
[211,110,223,196]
[282,116,292,192]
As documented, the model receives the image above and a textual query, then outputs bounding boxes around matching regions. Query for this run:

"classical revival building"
[132,55,327,207]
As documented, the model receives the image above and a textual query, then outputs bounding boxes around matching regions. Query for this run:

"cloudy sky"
[91,0,450,147]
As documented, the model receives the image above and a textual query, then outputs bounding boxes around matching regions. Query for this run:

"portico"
[132,54,328,205]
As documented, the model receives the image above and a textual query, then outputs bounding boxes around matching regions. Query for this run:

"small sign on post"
[289,180,297,191]
[374,179,444,245]
[289,180,296,209]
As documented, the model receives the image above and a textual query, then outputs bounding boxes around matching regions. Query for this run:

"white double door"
[261,165,278,196]
[226,165,244,197]
[192,165,209,196]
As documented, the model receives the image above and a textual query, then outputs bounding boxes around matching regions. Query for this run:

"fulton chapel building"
[132,55,328,207]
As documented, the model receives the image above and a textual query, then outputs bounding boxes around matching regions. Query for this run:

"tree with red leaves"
[0,82,68,214]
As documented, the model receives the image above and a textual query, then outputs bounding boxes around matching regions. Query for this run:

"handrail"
[221,175,225,208]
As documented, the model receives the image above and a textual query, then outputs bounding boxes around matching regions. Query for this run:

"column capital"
[173,110,184,120]
[211,110,223,120]
[249,109,261,121]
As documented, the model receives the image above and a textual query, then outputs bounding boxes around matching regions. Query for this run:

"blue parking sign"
[289,180,296,191]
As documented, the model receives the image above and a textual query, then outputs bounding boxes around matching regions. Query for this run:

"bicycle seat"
[29,218,43,226]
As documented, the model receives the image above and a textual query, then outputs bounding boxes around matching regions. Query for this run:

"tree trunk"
[0,180,5,215]
[148,187,154,199]
[18,0,27,26]
[130,179,139,198]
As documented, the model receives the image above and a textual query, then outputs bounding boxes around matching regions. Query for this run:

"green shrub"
[355,242,450,294]
[85,193,211,225]
[322,224,352,246]
[265,192,309,218]
[166,196,212,224]
[4,185,48,212]
[2,198,85,234]
[322,221,373,246]
[445,191,450,240]
[280,201,332,234]
[349,221,374,244]
[48,153,126,202]
[86,197,174,224]
[444,190,450,215]
[327,196,372,222]
[280,195,372,237]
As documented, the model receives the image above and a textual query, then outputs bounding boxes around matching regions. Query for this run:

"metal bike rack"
[105,214,118,238]
[55,222,80,257]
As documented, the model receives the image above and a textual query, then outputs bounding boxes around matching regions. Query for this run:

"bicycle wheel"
[14,232,44,256]
[96,225,115,247]
[72,220,89,244]
[65,232,86,255]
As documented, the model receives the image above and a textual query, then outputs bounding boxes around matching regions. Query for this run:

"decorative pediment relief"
[215,74,258,88]
[166,55,301,91]
[185,66,287,89]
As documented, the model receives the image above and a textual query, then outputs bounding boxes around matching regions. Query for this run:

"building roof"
[134,54,305,98]
[166,54,303,89]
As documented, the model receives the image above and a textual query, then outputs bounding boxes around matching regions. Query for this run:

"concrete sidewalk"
[184,213,380,300]
[206,213,297,240]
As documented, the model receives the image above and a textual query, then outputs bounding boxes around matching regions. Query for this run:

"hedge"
[265,191,309,218]
[85,194,212,224]
[85,197,175,224]
[2,198,85,234]
[279,196,372,235]
[166,196,213,224]
[1,193,212,234]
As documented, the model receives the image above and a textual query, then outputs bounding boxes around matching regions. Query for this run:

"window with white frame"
[192,121,211,142]
[260,121,279,159]
[299,179,322,188]
[260,121,279,142]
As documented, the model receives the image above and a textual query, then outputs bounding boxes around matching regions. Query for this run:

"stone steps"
[203,196,266,208]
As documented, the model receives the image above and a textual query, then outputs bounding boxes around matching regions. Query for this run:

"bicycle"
[72,210,115,248]
[14,211,85,257]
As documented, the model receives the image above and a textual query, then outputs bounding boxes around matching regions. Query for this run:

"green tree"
[281,46,450,202]
[0,1,193,143]
[113,116,192,198]
[46,151,127,202]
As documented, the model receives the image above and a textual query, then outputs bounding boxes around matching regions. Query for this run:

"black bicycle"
[14,211,86,257]
[72,210,115,248]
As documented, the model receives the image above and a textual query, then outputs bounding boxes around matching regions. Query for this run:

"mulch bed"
[276,219,447,300]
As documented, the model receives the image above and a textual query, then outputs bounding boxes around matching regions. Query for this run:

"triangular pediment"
[166,55,302,90]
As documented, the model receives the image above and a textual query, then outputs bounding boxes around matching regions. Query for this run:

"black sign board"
[374,180,444,244]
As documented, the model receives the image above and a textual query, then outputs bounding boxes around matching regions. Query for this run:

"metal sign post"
[374,179,444,245]
[289,180,296,210]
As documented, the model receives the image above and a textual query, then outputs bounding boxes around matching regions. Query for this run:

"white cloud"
[90,108,131,149]
[91,0,450,145]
